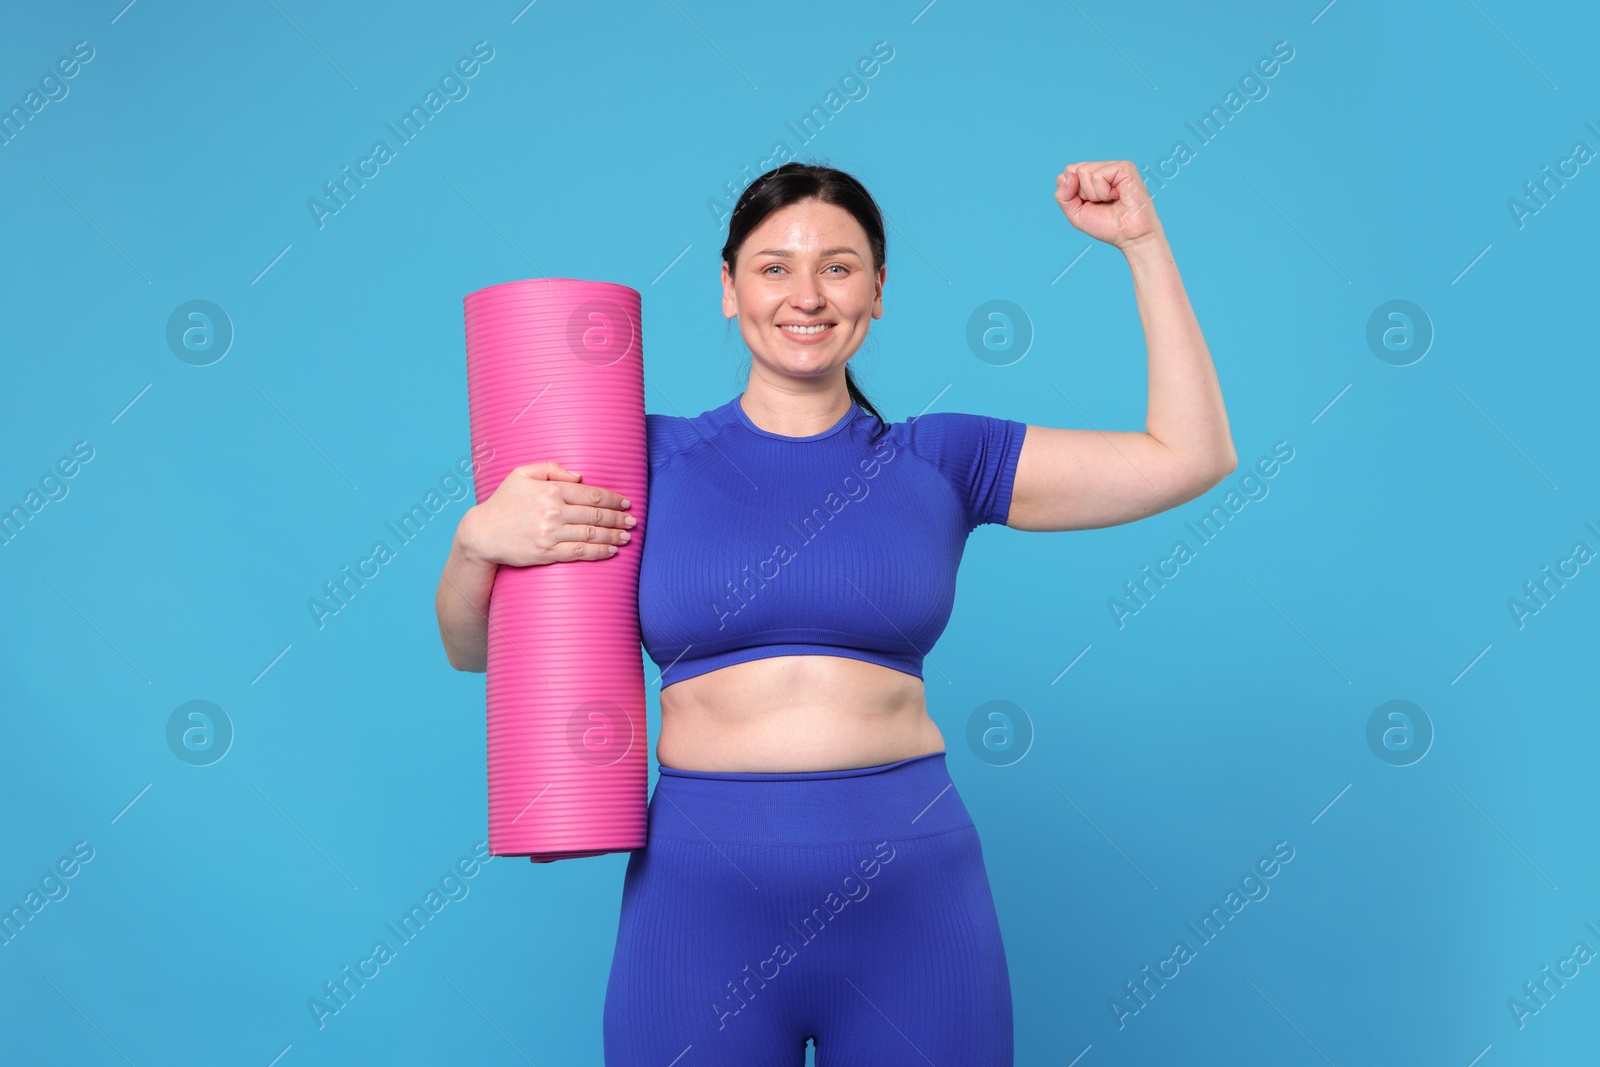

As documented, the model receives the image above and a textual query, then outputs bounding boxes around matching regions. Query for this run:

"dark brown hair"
[721,161,889,442]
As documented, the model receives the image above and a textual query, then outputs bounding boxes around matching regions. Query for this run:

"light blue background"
[2,1,1596,1064]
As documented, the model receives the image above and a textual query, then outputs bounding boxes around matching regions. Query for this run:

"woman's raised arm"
[1007,161,1236,533]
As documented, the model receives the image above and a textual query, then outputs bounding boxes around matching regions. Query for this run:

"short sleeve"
[646,412,663,479]
[646,412,704,482]
[908,412,1029,530]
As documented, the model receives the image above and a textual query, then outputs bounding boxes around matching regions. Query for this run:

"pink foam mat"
[462,277,648,862]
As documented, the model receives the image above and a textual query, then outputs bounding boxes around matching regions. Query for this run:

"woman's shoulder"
[646,398,742,474]
[647,412,697,474]
[891,410,1029,529]
[895,409,1027,454]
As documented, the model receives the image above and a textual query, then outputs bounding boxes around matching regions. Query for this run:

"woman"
[435,161,1235,1065]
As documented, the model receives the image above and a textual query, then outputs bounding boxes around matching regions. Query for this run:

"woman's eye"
[761,264,847,276]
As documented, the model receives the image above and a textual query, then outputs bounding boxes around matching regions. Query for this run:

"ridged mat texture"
[462,277,648,862]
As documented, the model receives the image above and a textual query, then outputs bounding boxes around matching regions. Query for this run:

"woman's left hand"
[1054,161,1164,251]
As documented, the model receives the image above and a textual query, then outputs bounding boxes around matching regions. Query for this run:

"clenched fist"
[1054,161,1164,251]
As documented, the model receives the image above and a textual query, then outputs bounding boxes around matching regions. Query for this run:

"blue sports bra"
[637,393,1028,690]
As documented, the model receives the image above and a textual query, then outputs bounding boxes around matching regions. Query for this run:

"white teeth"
[781,324,830,334]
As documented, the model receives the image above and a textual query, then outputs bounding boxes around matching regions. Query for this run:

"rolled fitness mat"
[462,277,648,863]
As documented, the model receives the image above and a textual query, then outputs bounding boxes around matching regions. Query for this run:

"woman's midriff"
[654,654,947,773]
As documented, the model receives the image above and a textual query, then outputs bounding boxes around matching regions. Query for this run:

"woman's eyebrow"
[753,246,862,258]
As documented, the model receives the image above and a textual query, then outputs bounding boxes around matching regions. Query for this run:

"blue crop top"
[638,394,1028,689]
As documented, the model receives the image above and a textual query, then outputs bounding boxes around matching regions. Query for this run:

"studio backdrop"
[1,2,1596,1064]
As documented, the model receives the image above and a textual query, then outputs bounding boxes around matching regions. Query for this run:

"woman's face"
[721,198,885,383]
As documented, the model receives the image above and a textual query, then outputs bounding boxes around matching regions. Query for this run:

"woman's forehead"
[747,200,868,253]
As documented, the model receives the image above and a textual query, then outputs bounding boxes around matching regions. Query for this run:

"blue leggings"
[603,751,1013,1065]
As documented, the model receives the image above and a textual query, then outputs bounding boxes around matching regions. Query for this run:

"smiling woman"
[434,158,1237,1066]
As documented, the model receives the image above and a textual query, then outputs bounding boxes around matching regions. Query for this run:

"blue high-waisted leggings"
[603,751,1013,1065]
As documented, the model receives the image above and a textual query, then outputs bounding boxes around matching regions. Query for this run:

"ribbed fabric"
[603,752,1013,1065]
[639,395,1029,690]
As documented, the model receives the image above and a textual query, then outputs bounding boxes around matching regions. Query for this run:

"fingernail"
[624,515,636,526]
[620,498,631,508]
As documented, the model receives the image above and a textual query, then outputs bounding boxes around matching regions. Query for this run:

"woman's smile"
[777,321,836,344]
